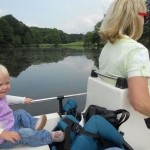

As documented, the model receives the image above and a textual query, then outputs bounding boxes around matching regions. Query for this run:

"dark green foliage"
[0,15,83,48]
[84,21,103,48]
[0,15,33,47]
[0,17,14,47]
[1,0,149,50]
[139,0,150,49]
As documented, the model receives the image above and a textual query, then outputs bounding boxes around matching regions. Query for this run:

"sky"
[0,0,112,34]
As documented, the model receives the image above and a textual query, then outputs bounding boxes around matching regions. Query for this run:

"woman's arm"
[128,76,150,117]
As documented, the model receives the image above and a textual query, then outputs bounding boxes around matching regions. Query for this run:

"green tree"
[0,14,86,47]
[33,31,42,44]
[139,0,150,48]
[3,15,24,35]
[84,32,93,47]
[0,18,14,47]
[60,32,69,44]
[14,35,22,46]
[92,21,103,48]
[146,0,150,48]
[43,34,53,44]
[23,31,33,45]
[52,32,61,46]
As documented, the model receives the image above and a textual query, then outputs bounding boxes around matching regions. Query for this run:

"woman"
[99,0,150,117]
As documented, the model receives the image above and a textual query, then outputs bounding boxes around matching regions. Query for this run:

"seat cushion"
[2,145,50,150]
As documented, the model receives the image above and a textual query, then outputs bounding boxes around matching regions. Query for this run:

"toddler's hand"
[0,130,21,143]
[25,98,32,104]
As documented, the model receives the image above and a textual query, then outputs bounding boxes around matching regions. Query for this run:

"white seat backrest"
[84,77,150,150]
[85,77,129,110]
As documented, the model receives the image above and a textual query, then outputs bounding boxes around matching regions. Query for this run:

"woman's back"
[99,36,149,81]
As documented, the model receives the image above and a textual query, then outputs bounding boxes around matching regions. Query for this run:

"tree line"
[0,15,83,48]
[0,0,150,49]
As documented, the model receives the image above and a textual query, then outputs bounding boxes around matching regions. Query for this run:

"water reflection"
[0,47,100,115]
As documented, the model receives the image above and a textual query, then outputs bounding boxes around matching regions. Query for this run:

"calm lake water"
[0,47,100,115]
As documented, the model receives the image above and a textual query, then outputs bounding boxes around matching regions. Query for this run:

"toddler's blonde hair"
[0,64,9,77]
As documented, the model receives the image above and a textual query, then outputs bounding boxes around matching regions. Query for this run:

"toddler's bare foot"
[52,131,65,142]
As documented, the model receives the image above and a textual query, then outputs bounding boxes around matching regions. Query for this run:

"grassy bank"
[0,42,84,49]
[27,42,84,49]
[59,41,84,49]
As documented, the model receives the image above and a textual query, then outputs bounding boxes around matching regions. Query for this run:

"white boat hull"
[2,76,150,150]
[85,77,150,150]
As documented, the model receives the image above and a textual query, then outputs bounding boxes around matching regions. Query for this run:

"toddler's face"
[0,73,10,99]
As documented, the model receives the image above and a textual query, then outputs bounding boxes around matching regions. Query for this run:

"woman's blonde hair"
[99,0,147,43]
[0,64,9,77]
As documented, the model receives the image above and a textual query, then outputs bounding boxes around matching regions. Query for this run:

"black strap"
[63,118,74,150]
[144,117,150,129]
[73,123,119,149]
[71,122,98,138]
[83,105,130,129]
[62,117,134,150]
[72,122,107,147]
[123,140,134,150]
[114,109,130,128]
[62,118,112,150]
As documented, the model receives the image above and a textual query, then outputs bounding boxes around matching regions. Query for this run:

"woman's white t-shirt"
[99,35,150,84]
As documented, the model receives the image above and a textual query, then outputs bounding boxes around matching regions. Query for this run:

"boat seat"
[1,113,61,150]
[2,145,50,150]
[84,76,150,150]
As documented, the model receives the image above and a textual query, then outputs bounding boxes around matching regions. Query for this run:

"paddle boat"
[2,70,150,150]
